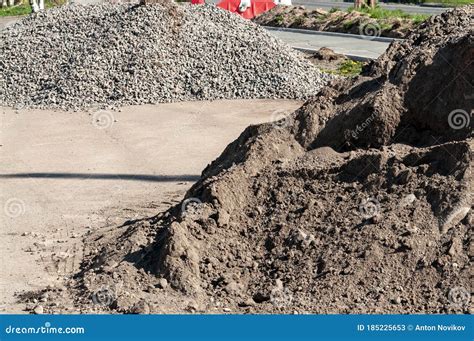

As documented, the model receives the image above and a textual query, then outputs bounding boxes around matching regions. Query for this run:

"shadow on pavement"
[0,173,201,182]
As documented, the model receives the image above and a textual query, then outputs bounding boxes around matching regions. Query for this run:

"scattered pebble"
[33,305,44,314]
[130,301,150,314]
[157,278,168,289]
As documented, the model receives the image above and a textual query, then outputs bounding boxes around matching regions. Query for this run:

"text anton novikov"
[415,324,465,331]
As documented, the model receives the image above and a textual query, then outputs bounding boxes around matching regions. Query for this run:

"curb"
[420,2,455,8]
[264,26,402,43]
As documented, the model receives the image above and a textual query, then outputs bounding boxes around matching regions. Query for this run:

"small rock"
[253,292,270,303]
[440,206,470,234]
[238,299,255,307]
[405,223,418,234]
[33,305,44,314]
[392,297,402,305]
[186,302,200,312]
[157,278,168,289]
[217,211,231,227]
[290,228,313,246]
[224,281,242,295]
[130,301,150,314]
[371,214,382,224]
[400,194,416,207]
[397,169,413,184]
[448,237,462,257]
[145,285,155,293]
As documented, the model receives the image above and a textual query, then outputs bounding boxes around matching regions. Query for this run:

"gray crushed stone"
[0,3,333,110]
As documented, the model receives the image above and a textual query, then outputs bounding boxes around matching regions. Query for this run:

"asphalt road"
[266,27,393,59]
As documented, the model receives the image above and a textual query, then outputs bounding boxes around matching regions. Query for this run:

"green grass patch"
[337,59,363,76]
[0,3,31,16]
[380,22,393,31]
[348,5,430,24]
[342,19,355,30]
[319,59,363,77]
[274,14,284,24]
[0,0,63,17]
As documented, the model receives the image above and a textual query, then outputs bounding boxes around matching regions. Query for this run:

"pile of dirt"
[310,47,346,62]
[39,6,472,314]
[304,47,363,77]
[0,3,331,110]
[254,6,421,39]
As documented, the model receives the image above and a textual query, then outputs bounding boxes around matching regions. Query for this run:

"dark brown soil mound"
[253,6,420,39]
[68,6,472,314]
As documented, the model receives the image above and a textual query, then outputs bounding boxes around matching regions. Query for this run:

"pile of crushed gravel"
[0,3,331,110]
[26,6,472,314]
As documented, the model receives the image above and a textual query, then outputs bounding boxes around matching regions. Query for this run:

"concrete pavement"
[266,27,393,59]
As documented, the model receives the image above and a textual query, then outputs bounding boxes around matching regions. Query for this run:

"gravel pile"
[0,3,332,110]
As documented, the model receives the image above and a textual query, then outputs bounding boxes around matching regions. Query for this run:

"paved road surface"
[266,27,393,59]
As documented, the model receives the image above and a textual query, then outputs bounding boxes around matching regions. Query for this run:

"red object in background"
[217,0,276,19]
[191,0,205,4]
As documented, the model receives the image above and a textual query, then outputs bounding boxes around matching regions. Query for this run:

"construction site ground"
[0,99,301,313]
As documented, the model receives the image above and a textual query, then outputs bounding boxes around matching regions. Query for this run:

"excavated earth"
[24,6,472,314]
[253,6,419,39]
